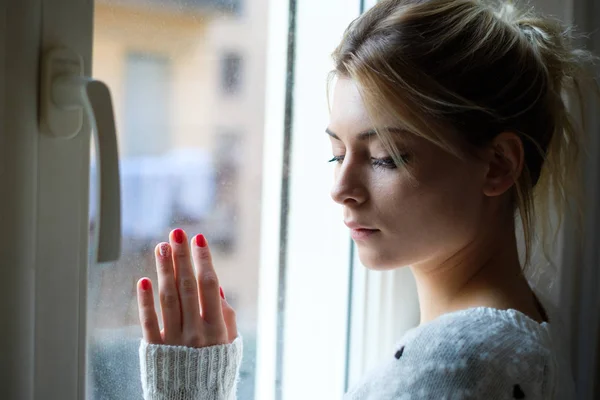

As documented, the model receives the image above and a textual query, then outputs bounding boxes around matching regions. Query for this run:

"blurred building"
[88,0,268,398]
[88,0,266,375]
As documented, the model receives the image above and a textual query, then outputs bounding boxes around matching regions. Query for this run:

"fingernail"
[196,234,207,248]
[173,228,184,244]
[141,278,150,291]
[159,243,170,257]
[220,286,226,300]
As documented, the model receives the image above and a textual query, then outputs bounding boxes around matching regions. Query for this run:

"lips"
[344,220,378,230]
[349,227,379,240]
[344,220,379,240]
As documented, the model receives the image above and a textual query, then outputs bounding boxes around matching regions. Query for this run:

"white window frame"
[1,1,95,399]
[256,1,363,399]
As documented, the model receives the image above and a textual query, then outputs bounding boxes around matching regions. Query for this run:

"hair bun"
[496,1,595,93]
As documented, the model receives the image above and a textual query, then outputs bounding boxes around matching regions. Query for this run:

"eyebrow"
[325,127,407,141]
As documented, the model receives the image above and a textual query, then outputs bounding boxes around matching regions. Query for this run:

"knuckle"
[180,277,197,296]
[199,273,219,290]
[173,247,188,258]
[198,249,212,263]
[160,292,179,308]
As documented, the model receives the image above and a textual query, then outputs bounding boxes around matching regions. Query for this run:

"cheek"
[403,152,485,234]
[418,175,483,236]
[363,159,484,268]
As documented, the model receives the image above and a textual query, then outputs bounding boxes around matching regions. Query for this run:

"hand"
[136,228,238,347]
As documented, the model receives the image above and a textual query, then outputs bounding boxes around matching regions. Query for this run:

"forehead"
[329,78,373,134]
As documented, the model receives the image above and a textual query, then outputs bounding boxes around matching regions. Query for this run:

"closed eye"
[328,155,407,169]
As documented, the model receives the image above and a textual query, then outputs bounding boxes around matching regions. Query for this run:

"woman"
[136,0,595,398]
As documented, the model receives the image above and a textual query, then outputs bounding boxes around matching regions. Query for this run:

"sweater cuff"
[139,336,243,400]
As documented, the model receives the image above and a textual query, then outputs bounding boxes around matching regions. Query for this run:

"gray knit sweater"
[139,307,575,399]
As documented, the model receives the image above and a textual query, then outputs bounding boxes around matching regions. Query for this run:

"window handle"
[40,48,122,263]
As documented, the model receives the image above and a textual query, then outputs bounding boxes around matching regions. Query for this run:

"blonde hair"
[330,0,597,274]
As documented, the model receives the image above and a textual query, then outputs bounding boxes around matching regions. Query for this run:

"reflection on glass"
[87,0,267,398]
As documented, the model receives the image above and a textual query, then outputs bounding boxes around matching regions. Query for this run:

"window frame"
[255,0,364,399]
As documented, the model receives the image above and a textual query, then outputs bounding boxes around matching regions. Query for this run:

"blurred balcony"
[97,0,241,15]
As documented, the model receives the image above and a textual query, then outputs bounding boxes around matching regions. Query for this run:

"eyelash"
[327,155,405,169]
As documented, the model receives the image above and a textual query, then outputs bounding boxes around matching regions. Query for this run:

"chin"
[356,246,411,271]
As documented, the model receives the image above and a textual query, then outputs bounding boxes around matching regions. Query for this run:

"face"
[328,78,490,271]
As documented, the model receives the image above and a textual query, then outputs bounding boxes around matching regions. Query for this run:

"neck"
[410,221,537,325]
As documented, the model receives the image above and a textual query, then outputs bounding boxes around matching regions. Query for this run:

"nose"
[330,156,368,206]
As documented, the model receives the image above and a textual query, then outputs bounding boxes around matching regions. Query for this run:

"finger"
[137,278,162,344]
[155,242,182,343]
[193,234,226,328]
[171,229,202,334]
[221,290,238,343]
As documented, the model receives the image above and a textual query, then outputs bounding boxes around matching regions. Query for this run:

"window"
[123,53,171,157]
[86,0,366,398]
[87,0,370,399]
[88,1,265,398]
[221,52,243,95]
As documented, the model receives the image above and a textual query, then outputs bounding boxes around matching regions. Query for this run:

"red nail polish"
[196,234,207,247]
[159,243,170,257]
[220,286,225,300]
[141,278,150,291]
[173,229,184,244]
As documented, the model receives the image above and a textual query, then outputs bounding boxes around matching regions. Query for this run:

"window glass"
[87,0,266,398]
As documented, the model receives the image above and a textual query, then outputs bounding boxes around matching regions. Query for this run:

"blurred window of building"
[221,52,243,95]
[124,53,171,157]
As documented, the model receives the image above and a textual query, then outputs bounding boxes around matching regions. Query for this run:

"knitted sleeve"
[139,336,243,400]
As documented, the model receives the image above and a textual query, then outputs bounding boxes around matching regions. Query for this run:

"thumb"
[220,288,238,343]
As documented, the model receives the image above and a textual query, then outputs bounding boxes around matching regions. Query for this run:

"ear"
[482,132,524,197]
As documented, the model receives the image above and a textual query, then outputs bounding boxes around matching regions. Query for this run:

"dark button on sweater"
[513,384,525,398]
[394,346,405,360]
